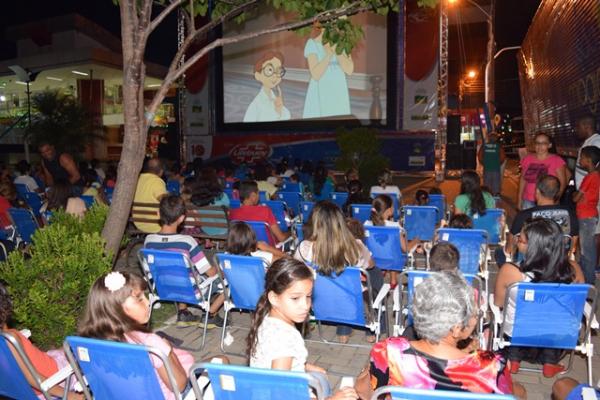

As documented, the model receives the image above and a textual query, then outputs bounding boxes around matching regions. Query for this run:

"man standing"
[575,114,600,189]
[478,133,505,196]
[38,141,81,187]
[132,158,167,233]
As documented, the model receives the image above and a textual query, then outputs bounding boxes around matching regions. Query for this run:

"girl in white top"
[365,194,421,287]
[226,221,284,266]
[247,258,358,400]
[369,170,402,201]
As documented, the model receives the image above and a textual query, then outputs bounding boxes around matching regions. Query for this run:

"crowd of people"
[2,122,600,400]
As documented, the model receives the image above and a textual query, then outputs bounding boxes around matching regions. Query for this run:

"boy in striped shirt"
[145,195,225,327]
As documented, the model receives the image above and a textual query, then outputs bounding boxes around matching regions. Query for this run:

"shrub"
[0,205,112,350]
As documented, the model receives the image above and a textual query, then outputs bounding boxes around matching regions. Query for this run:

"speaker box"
[462,140,477,170]
[446,143,462,170]
[447,115,461,144]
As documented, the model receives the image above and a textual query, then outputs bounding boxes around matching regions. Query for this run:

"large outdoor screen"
[219,9,388,127]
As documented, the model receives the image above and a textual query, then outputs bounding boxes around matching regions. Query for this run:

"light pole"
[485,45,522,106]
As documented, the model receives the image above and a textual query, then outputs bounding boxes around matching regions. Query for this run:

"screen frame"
[212,11,402,134]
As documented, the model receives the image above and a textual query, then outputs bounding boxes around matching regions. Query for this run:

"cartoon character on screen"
[243,51,291,122]
[302,23,354,119]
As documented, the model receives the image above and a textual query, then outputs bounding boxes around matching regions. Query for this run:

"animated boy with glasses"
[243,51,291,122]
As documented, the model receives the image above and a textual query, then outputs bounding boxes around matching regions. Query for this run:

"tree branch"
[148,0,187,34]
[189,0,196,32]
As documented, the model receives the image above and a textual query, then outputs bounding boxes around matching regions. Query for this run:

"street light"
[467,69,477,79]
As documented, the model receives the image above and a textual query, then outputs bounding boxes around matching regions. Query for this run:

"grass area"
[149,302,178,329]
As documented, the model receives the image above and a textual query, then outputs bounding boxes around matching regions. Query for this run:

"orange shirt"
[5,329,58,379]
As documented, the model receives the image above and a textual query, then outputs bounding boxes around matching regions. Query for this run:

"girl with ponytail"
[247,258,358,400]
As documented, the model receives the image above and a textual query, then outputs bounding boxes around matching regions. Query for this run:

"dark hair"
[342,180,370,216]
[159,195,186,226]
[83,169,98,188]
[536,175,560,201]
[346,217,365,240]
[429,242,460,272]
[370,194,392,226]
[239,181,259,202]
[253,164,269,181]
[520,218,574,283]
[78,272,150,341]
[246,258,313,358]
[415,189,429,205]
[460,170,487,216]
[313,166,328,196]
[227,222,257,255]
[145,158,163,175]
[429,187,442,195]
[580,146,600,171]
[16,160,30,175]
[47,179,73,210]
[448,214,473,229]
[0,281,12,327]
[290,173,300,183]
[191,168,224,206]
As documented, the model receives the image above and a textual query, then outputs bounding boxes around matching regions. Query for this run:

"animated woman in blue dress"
[303,24,354,118]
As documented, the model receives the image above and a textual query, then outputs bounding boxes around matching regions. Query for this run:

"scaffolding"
[436,0,449,179]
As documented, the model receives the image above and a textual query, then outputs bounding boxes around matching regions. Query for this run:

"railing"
[0,114,27,143]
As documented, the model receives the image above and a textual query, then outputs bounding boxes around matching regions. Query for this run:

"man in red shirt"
[229,181,289,244]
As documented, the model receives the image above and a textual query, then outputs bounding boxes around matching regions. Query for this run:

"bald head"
[146,158,163,176]
[535,175,560,203]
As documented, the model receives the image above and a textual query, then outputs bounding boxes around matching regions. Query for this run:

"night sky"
[2,0,541,118]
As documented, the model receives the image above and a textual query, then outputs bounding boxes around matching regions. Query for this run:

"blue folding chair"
[223,188,235,201]
[435,228,488,275]
[190,362,325,400]
[371,386,516,400]
[491,282,597,384]
[351,204,372,224]
[224,180,234,189]
[260,200,289,233]
[238,220,292,250]
[329,192,348,209]
[14,183,30,200]
[137,249,219,350]
[277,191,303,217]
[300,201,314,222]
[1,332,73,400]
[402,206,439,241]
[372,192,400,220]
[428,194,447,223]
[294,222,305,243]
[364,225,408,272]
[8,208,39,244]
[229,199,241,209]
[399,270,483,340]
[281,182,301,193]
[64,335,182,400]
[104,187,113,204]
[217,254,267,354]
[259,191,269,202]
[166,180,180,195]
[80,195,95,209]
[23,192,44,217]
[472,208,505,245]
[311,266,390,346]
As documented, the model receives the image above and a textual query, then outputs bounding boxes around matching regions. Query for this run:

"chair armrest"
[276,236,294,250]
[392,285,401,312]
[584,302,599,330]
[373,283,390,310]
[40,365,73,392]
[488,294,503,325]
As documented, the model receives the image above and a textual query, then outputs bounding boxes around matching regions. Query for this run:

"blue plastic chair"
[300,201,315,222]
[191,362,325,400]
[223,188,235,201]
[428,194,447,223]
[14,183,30,199]
[80,195,95,209]
[22,192,44,217]
[371,386,516,400]
[472,208,505,245]
[399,270,482,338]
[217,254,267,354]
[104,187,113,204]
[492,282,597,384]
[277,191,303,217]
[372,192,400,220]
[351,204,372,224]
[435,228,488,275]
[166,180,180,195]
[311,266,389,346]
[259,191,268,202]
[0,332,73,400]
[329,192,348,209]
[281,182,301,193]
[137,249,219,350]
[8,208,39,244]
[294,222,305,243]
[229,199,241,209]
[402,206,439,241]
[237,220,278,248]
[64,336,182,400]
[224,180,234,189]
[364,225,407,272]
[260,200,289,233]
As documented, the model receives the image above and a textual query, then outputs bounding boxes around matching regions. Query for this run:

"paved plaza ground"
[122,161,600,399]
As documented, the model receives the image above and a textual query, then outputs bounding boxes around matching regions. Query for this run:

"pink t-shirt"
[126,331,194,400]
[520,154,565,202]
